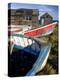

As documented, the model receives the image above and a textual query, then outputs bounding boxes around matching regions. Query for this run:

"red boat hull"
[24,22,57,37]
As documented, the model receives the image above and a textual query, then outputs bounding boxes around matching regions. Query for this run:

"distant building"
[40,13,53,25]
[8,9,39,26]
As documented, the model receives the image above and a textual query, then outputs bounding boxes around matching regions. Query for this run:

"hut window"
[29,16,32,20]
[25,16,31,20]
[47,15,49,18]
[26,16,28,20]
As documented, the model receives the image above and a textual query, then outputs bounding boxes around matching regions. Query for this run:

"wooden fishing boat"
[8,34,51,76]
[24,22,57,37]
[8,22,57,37]
[8,22,57,76]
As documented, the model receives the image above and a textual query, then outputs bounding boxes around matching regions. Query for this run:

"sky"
[8,3,58,20]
